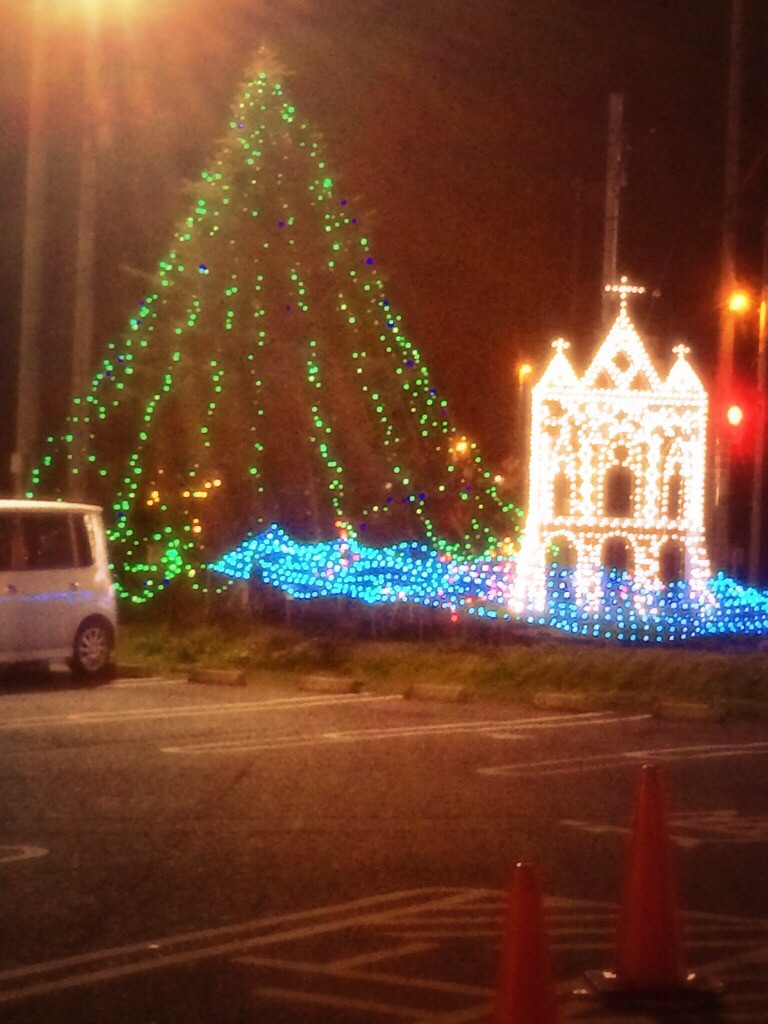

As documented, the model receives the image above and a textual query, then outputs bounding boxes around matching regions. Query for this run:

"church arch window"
[659,540,686,584]
[666,467,683,519]
[604,465,634,517]
[552,471,571,517]
[601,536,633,575]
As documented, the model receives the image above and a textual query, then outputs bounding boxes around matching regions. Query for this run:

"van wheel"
[71,618,114,680]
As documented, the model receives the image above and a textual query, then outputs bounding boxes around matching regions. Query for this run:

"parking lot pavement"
[2,886,767,1022]
[1,677,767,1022]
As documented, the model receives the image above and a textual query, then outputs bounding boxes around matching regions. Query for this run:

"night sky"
[1,0,766,493]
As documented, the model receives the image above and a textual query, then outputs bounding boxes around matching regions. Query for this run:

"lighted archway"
[546,535,577,568]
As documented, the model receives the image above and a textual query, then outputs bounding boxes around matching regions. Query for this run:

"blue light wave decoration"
[208,526,768,642]
[208,525,507,608]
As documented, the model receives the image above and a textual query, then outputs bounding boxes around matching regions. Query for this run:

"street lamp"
[728,290,751,314]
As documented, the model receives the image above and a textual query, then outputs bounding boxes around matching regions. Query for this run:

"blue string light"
[209,526,768,642]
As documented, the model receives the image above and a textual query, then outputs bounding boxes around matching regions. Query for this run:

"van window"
[23,514,77,571]
[0,514,13,572]
[72,515,94,568]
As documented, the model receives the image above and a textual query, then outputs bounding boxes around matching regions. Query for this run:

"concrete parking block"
[300,675,363,695]
[654,701,728,723]
[533,690,604,712]
[188,668,247,687]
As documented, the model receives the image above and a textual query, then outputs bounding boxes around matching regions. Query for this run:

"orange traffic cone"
[492,862,560,1024]
[586,763,719,1003]
[615,762,685,990]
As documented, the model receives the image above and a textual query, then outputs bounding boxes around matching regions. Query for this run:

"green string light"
[29,66,521,602]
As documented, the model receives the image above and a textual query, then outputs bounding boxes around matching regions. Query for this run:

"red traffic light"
[721,398,752,456]
[726,404,744,427]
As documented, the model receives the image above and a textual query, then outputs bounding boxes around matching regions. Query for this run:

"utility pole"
[749,216,768,585]
[713,0,744,570]
[601,92,624,326]
[719,0,744,405]
[13,0,47,496]
[70,8,100,499]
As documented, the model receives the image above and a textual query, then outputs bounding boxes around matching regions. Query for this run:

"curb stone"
[299,675,363,695]
[188,668,247,687]
[533,691,605,713]
[653,701,728,723]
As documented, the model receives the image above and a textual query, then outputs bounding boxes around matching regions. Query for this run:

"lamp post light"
[728,290,750,315]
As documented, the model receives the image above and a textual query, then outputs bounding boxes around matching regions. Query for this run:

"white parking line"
[246,984,428,1019]
[322,711,616,741]
[563,808,768,848]
[331,944,436,970]
[3,888,767,1020]
[480,740,768,777]
[234,891,768,1023]
[0,692,400,731]
[0,845,47,865]
[162,713,648,755]
[412,1006,490,1024]
[110,677,186,689]
[0,889,476,1005]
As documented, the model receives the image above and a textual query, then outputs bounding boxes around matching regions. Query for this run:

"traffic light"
[721,395,752,456]
[726,403,744,428]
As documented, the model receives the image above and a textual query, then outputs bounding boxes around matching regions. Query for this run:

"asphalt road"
[1,668,767,1023]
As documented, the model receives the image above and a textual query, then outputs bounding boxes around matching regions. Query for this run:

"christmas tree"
[31,60,520,604]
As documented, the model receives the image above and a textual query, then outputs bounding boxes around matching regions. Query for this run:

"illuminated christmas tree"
[31,60,519,603]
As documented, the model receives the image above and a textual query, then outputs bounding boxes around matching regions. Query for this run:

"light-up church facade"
[512,280,712,612]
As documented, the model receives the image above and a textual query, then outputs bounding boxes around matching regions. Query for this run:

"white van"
[0,500,117,678]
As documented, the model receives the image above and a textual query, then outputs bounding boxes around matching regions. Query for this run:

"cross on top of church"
[672,343,691,360]
[551,337,571,354]
[604,275,646,312]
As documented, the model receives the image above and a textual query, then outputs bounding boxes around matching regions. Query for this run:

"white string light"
[512,279,712,612]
